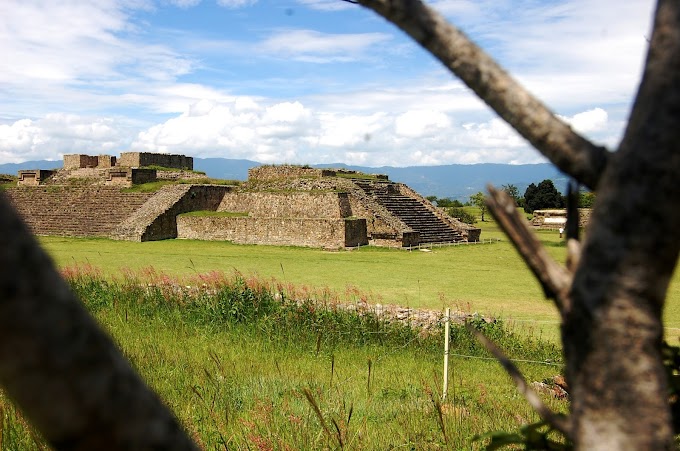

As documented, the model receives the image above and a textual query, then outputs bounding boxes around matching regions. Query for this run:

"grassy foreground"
[1,268,566,449]
[38,220,680,343]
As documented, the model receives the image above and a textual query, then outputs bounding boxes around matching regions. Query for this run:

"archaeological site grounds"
[7,151,479,249]
[2,152,680,448]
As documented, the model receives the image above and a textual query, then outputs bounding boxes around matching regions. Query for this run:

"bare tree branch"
[355,0,609,190]
[485,185,571,316]
[566,239,581,274]
[0,194,198,450]
[467,325,572,437]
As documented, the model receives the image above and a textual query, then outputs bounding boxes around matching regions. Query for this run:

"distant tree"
[523,179,564,213]
[425,195,438,204]
[435,197,462,208]
[502,184,521,205]
[470,191,488,222]
[448,207,476,224]
[579,191,596,208]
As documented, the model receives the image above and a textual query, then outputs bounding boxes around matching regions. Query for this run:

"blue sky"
[0,0,656,166]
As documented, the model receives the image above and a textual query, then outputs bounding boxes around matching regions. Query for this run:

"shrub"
[447,207,476,224]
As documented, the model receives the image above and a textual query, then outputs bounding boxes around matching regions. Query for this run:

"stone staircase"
[4,187,153,237]
[113,185,192,241]
[354,180,464,244]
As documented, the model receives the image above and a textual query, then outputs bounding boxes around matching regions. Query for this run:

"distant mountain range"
[0,158,567,201]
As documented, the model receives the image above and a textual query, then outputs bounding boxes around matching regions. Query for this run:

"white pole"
[442,307,450,401]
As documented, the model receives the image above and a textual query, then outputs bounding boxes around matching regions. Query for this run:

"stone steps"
[353,180,464,244]
[5,187,153,237]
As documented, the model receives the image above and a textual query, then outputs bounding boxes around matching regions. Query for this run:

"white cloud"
[317,112,388,148]
[0,114,132,163]
[461,118,525,149]
[296,0,356,12]
[169,0,202,8]
[0,0,195,107]
[558,108,608,134]
[395,110,451,138]
[0,0,654,167]
[217,0,258,8]
[259,29,392,63]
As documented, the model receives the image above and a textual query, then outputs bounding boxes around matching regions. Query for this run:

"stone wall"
[248,165,335,181]
[114,185,231,241]
[105,168,157,186]
[17,170,56,186]
[63,154,100,169]
[5,186,153,237]
[177,216,367,248]
[532,209,592,229]
[217,192,350,218]
[119,152,193,170]
[98,155,116,168]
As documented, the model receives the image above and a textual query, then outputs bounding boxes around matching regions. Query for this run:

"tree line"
[428,180,596,223]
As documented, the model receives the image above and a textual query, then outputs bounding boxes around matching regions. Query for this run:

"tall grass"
[0,264,565,449]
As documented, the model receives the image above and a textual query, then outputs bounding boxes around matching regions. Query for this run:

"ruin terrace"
[6,155,480,249]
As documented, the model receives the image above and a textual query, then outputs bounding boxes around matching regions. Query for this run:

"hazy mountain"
[193,158,258,181]
[1,158,567,201]
[0,160,62,174]
[311,162,568,200]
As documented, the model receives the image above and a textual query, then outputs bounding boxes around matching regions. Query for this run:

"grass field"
[1,269,567,449]
[5,218,678,448]
[38,219,680,343]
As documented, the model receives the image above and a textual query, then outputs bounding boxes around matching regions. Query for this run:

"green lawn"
[1,273,566,449]
[38,218,680,343]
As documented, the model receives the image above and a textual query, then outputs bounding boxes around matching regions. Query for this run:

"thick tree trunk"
[565,2,680,447]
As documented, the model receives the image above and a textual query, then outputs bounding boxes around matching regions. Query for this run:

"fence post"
[442,307,450,401]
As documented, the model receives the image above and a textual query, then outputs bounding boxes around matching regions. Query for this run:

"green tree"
[447,207,476,224]
[470,191,488,222]
[579,191,596,208]
[523,179,564,213]
[435,197,462,208]
[501,184,521,205]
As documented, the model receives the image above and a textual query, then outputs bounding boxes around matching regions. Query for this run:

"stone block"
[17,170,56,186]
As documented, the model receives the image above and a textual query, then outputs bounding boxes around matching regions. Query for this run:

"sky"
[0,0,657,167]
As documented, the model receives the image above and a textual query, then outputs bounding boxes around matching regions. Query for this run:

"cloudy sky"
[0,0,656,166]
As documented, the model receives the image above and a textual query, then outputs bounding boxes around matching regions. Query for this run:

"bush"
[447,207,476,224]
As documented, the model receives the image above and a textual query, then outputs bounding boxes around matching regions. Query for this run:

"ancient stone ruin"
[6,156,480,249]
[531,209,592,229]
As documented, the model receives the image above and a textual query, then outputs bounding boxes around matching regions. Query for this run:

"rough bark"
[564,1,680,448]
[0,194,197,450]
[357,0,609,191]
[357,0,680,448]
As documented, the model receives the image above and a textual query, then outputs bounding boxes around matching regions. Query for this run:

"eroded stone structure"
[119,152,193,170]
[7,159,480,249]
[105,168,157,186]
[178,164,479,248]
[17,170,57,186]
[531,209,592,229]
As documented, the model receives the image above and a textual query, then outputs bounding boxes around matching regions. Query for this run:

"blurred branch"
[0,195,197,450]
[355,0,609,190]
[485,185,571,316]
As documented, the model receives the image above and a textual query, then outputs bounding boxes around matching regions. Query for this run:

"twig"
[467,325,572,438]
[485,186,571,316]
[356,0,608,190]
